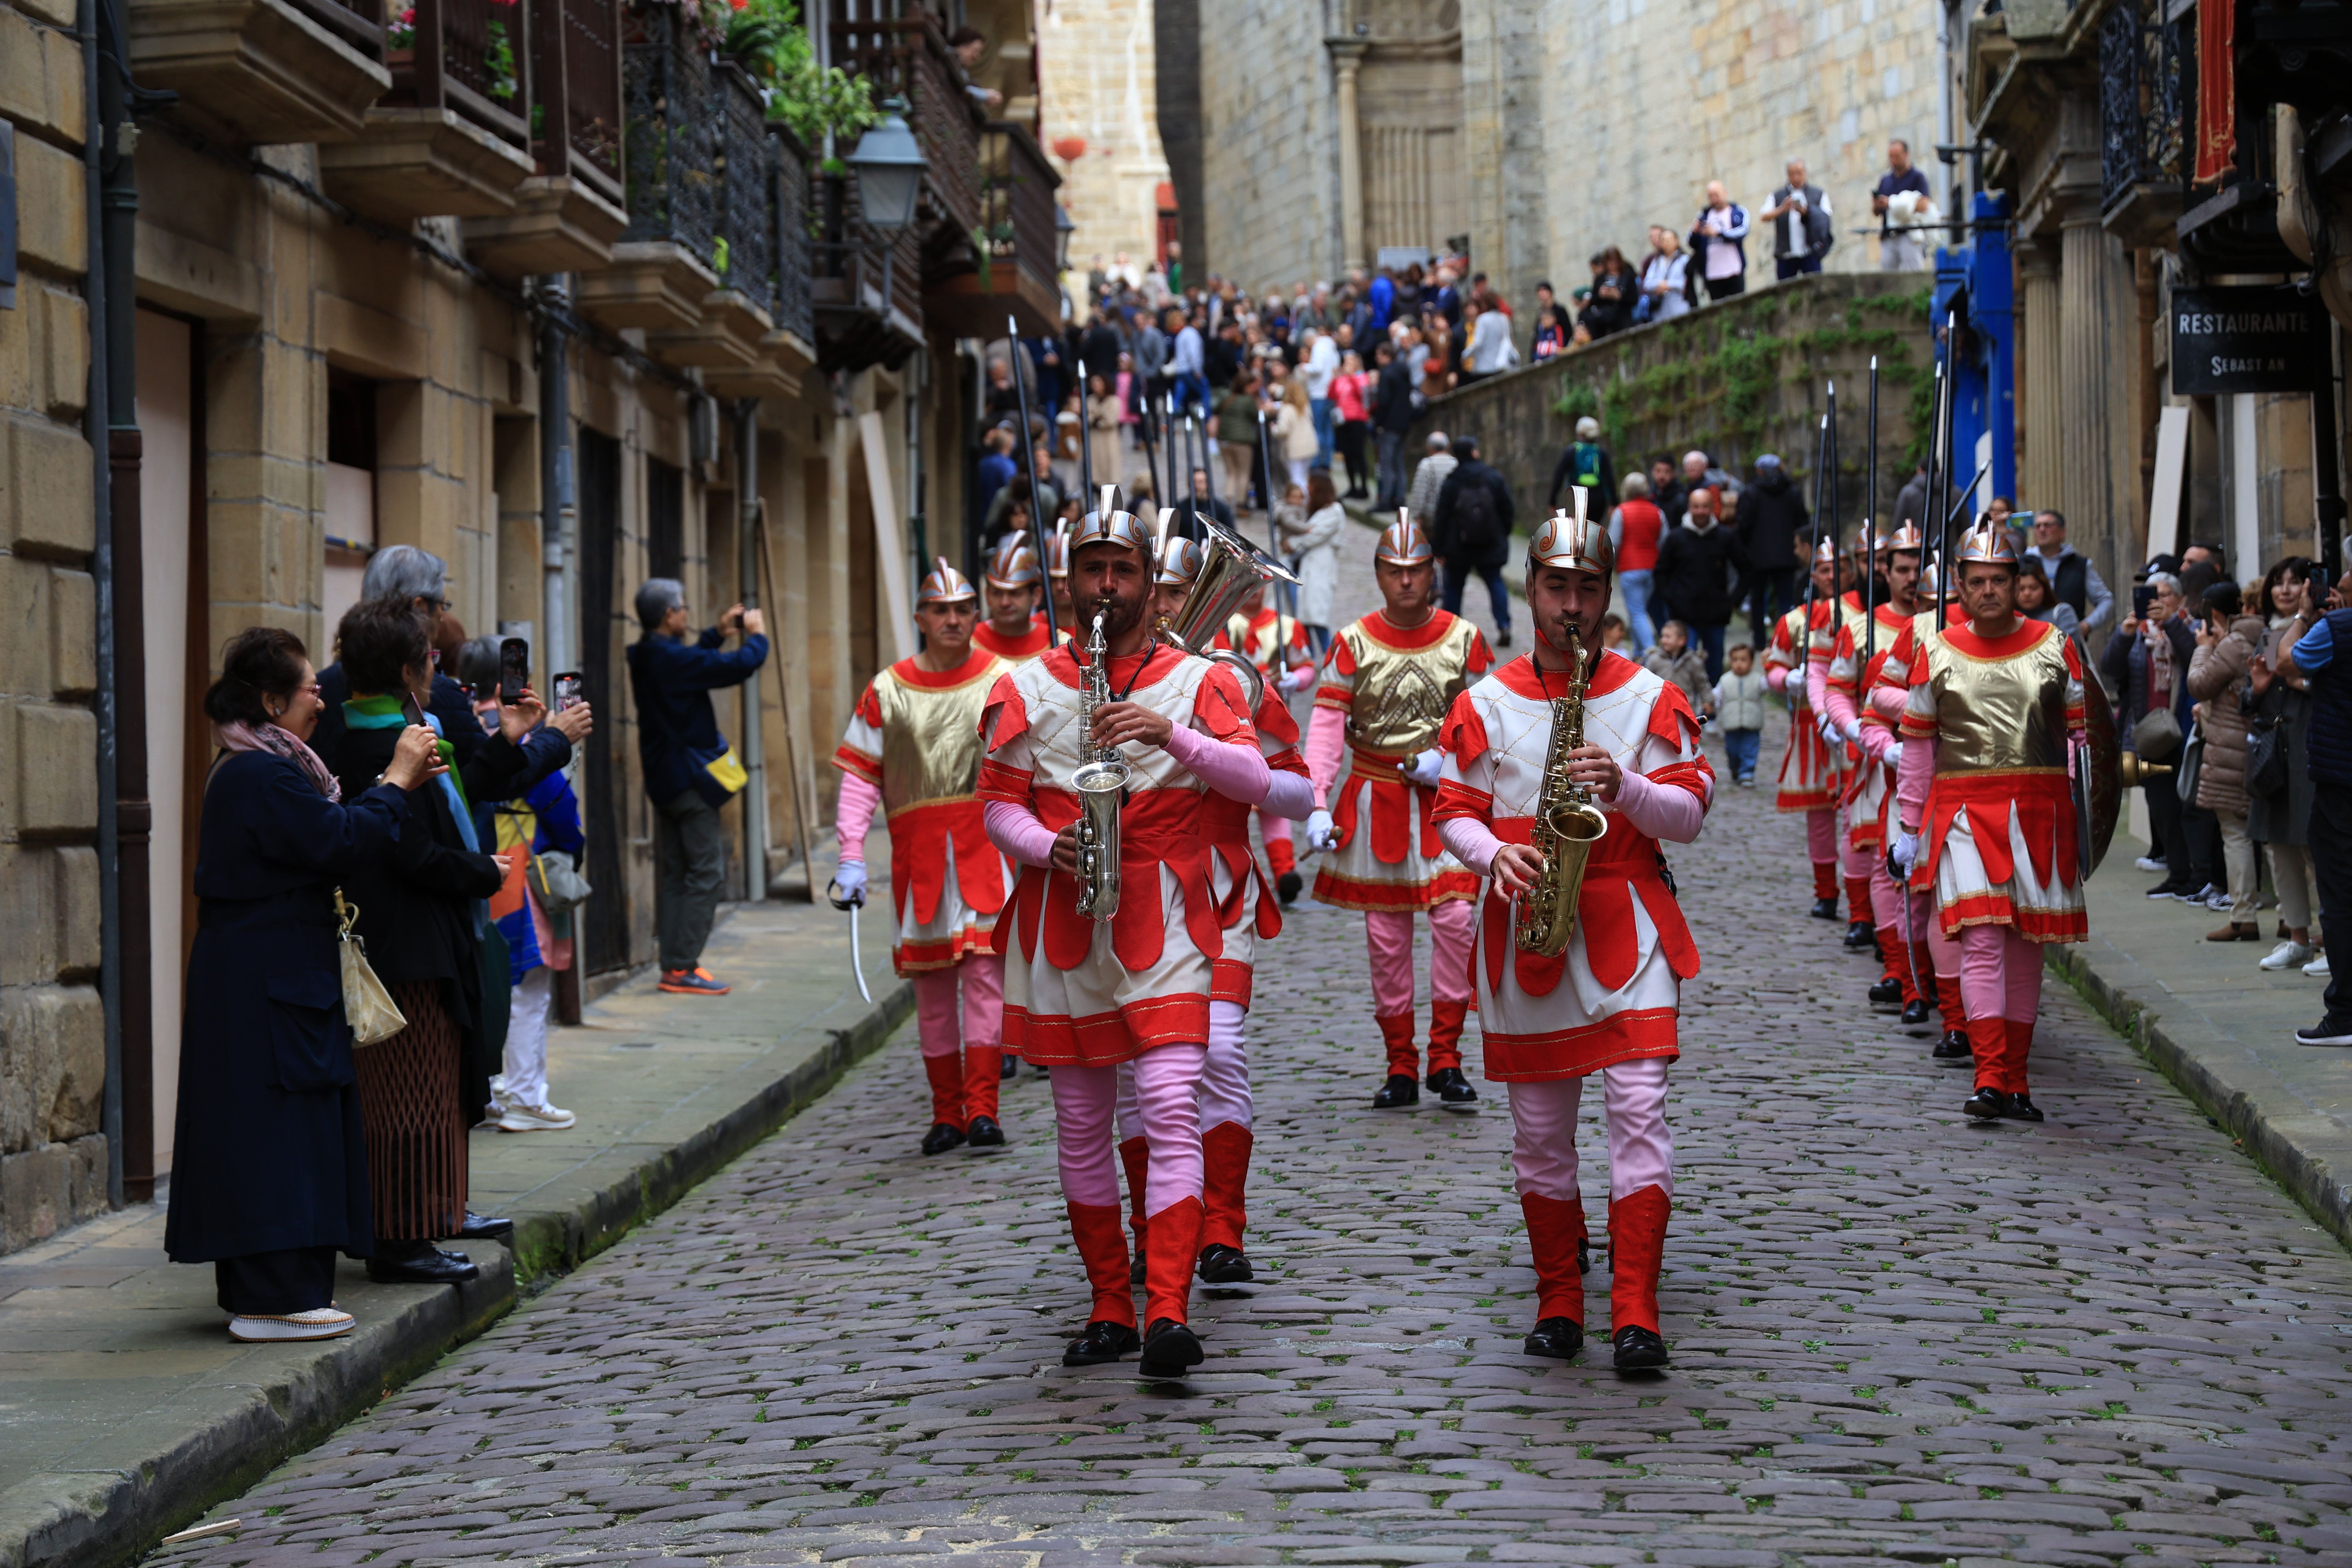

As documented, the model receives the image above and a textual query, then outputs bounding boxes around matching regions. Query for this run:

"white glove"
[1889,829,1920,878]
[831,860,867,905]
[1305,808,1338,851]
[1280,663,1318,694]
[1842,717,1863,744]
[1884,740,1905,770]
[1406,749,1445,788]
[1817,712,1843,745]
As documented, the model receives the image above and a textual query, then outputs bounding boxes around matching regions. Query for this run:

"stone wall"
[1410,273,1935,533]
[1038,0,1172,281]
[1194,0,1340,285]
[0,0,110,1250]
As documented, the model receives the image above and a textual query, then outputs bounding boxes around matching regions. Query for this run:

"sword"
[826,877,871,1004]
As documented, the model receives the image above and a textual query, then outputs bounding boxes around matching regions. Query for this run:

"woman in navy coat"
[163,627,446,1342]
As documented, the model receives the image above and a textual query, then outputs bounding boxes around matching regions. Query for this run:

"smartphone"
[499,637,529,704]
[553,671,583,711]
[2132,583,2156,621]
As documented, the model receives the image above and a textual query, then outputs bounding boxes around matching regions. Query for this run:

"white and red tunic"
[1898,619,2089,943]
[1310,610,1493,911]
[978,644,1259,1064]
[1203,682,1310,1008]
[1768,595,1854,813]
[1433,653,1713,1080]
[1823,602,1915,848]
[1212,606,1312,683]
[974,616,1057,664]
[832,650,1014,975]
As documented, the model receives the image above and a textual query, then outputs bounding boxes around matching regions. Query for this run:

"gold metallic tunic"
[1339,613,1486,757]
[871,658,1003,815]
[1911,624,2073,775]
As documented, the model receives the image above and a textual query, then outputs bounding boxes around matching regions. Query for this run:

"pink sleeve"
[1804,653,1832,717]
[984,799,1061,869]
[1821,681,1859,734]
[1164,723,1274,804]
[1614,768,1706,844]
[1765,662,1791,695]
[1305,703,1347,806]
[1895,734,1936,826]
[836,771,881,862]
[1260,770,1318,820]
[1438,815,1503,876]
[1869,684,1906,722]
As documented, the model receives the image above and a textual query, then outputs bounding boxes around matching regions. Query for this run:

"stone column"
[2058,209,2114,568]
[2017,240,2062,512]
[1329,41,1367,272]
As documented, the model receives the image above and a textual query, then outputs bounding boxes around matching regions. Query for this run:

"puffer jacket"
[2189,613,2266,815]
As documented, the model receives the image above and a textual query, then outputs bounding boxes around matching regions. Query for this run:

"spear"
[1935,310,1960,630]
[1137,387,1163,513]
[1864,356,1880,664]
[1006,316,1058,645]
[1077,361,1096,505]
[1191,405,1216,541]
[1927,358,1948,630]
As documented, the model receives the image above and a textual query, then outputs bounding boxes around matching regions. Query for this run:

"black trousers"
[1746,566,1800,649]
[1705,273,1746,301]
[2309,783,2352,1024]
[216,1245,339,1316]
[2178,800,2224,891]
[2143,775,2185,881]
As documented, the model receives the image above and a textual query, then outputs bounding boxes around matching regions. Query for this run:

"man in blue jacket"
[627,578,769,995]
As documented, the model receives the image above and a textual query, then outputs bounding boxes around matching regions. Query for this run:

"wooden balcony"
[465,0,627,275]
[829,9,984,241]
[811,172,924,375]
[125,0,391,147]
[927,122,1063,339]
[578,0,719,334]
[317,0,535,220]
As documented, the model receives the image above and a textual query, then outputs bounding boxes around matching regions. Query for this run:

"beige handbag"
[335,890,407,1047]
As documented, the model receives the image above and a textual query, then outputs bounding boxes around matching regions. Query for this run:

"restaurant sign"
[2171,287,2327,396]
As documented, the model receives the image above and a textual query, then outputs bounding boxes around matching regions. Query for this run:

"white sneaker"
[498,1101,577,1132]
[2206,892,2236,913]
[2307,953,2333,978]
[2134,855,2167,873]
[229,1308,355,1343]
[2261,941,2315,971]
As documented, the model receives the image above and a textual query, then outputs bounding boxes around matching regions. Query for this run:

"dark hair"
[1307,470,1338,512]
[947,24,985,47]
[1454,434,1480,457]
[2204,581,2243,621]
[338,593,432,697]
[203,626,310,728]
[2258,555,2314,617]
[457,634,502,691]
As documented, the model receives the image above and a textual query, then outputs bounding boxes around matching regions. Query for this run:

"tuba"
[1158,510,1303,709]
[1513,627,1611,956]
[1070,611,1131,921]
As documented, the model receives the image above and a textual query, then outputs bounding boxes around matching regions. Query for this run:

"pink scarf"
[216,720,341,802]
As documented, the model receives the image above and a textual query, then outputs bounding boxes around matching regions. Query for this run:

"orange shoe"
[659,968,731,995]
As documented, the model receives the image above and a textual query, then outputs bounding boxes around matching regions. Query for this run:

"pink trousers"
[1366,902,1476,1018]
[910,953,1004,1058]
[1506,1058,1673,1203]
[1959,924,2043,1024]
[1806,807,1837,866]
[1059,1045,1207,1216]
[1117,1000,1251,1139]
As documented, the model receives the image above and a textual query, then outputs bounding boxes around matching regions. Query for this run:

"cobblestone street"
[156,539,2352,1567]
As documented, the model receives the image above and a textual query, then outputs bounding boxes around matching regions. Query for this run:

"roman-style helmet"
[1045,522,1071,579]
[1811,535,1844,566]
[1071,483,1149,557]
[1956,521,2020,567]
[985,534,1041,589]
[1527,498,1613,576]
[1865,520,1926,555]
[915,556,976,605]
[1156,535,1204,586]
[1375,509,1433,566]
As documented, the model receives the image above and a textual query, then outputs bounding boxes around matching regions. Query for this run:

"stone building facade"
[1038,0,1174,281]
[1178,0,1949,314]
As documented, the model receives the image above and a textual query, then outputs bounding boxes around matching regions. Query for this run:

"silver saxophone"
[1070,611,1132,920]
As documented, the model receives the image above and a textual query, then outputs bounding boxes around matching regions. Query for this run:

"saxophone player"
[1302,515,1495,1109]
[1430,502,1714,1371]
[978,491,1270,1380]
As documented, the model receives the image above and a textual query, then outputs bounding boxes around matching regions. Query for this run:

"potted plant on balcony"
[718,0,877,168]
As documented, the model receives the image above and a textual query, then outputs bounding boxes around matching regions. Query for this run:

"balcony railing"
[829,9,982,240]
[712,58,775,318]
[2099,0,2187,221]
[388,0,531,155]
[771,124,814,343]
[927,120,1062,338]
[620,0,720,272]
[293,0,385,56]
[530,0,622,206]
[812,170,923,374]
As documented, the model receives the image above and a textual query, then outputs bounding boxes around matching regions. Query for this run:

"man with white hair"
[1406,431,1457,535]
[1548,416,1615,513]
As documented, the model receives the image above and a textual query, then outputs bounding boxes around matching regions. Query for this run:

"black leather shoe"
[1372,1074,1420,1109]
[1867,976,1904,1008]
[1062,1319,1140,1366]
[1900,997,1934,1026]
[1000,1054,1018,1080]
[1932,1029,1973,1061]
[1495,631,1513,650]
[1277,871,1303,905]
[1523,1316,1584,1359]
[1130,1240,1147,1284]
[1579,1237,1592,1274]
[455,1212,513,1240]
[920,1121,967,1156]
[1138,1317,1205,1379]
[2003,1094,2046,1123]
[1612,1325,1670,1369]
[367,1243,480,1286]
[1843,919,1876,949]
[1197,1243,1254,1283]
[1963,1086,2007,1120]
[1426,1066,1479,1107]
[1809,897,1840,920]
[966,1115,1006,1148]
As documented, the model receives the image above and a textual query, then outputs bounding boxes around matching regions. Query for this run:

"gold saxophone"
[1070,611,1131,921]
[1513,626,1611,956]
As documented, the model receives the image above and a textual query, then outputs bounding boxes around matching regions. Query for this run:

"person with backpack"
[1432,433,1518,649]
[1760,159,1835,279]
[1547,416,1615,513]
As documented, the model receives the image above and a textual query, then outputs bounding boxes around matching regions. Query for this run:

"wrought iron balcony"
[712,58,776,319]
[829,8,984,243]
[812,171,924,375]
[532,0,623,208]
[769,124,815,346]
[619,0,720,271]
[929,121,1063,339]
[2098,0,2188,244]
[127,0,390,147]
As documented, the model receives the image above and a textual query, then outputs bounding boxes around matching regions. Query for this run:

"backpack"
[1450,474,1501,556]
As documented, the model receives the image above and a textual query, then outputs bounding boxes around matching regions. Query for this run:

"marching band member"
[1891,525,2090,1120]
[973,535,1056,664]
[1805,544,1879,951]
[1768,544,1854,922]
[1874,561,1972,1059]
[1304,514,1494,1108]
[1823,524,1935,1023]
[1113,537,1319,1289]
[1432,502,1713,1370]
[832,561,1016,1154]
[979,493,1269,1379]
[1214,583,1319,903]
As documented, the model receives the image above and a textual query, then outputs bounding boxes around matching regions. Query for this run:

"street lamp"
[846,99,927,309]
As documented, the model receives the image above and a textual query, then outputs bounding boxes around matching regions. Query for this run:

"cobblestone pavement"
[156,546,2352,1568]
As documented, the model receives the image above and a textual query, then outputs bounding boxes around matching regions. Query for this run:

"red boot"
[1265,836,1296,878]
[1875,927,1916,1000]
[1845,876,1873,924]
[1813,862,1839,903]
[1377,1013,1419,1078]
[2004,1018,2037,1099]
[922,1053,965,1129]
[1142,1196,1204,1328]
[1933,971,1965,1031]
[1606,1185,1671,1366]
[962,1047,1003,1125]
[1520,1192,1588,1325]
[1426,997,1470,1074]
[1118,1135,1151,1277]
[1065,1201,1134,1327]
[1200,1122,1253,1252]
